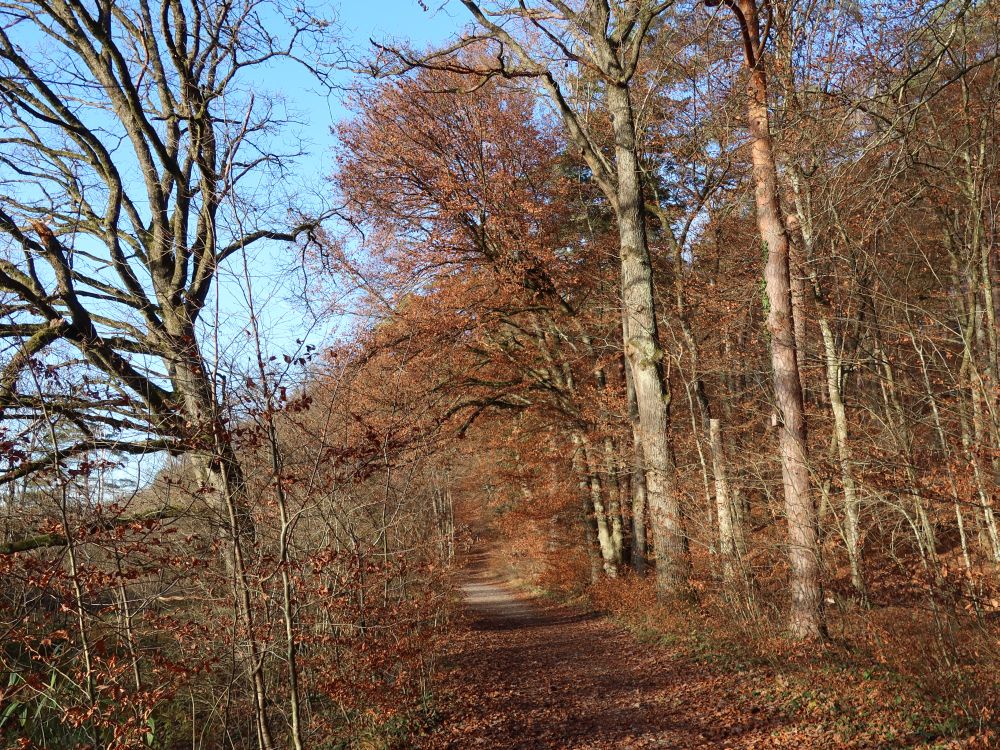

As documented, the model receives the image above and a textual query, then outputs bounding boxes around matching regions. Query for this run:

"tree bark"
[572,440,604,583]
[607,82,691,598]
[819,320,864,596]
[737,0,823,637]
[581,436,620,578]
[603,437,627,570]
[625,365,649,577]
[709,418,742,585]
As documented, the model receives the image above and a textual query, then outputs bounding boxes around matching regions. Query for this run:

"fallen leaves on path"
[417,563,985,749]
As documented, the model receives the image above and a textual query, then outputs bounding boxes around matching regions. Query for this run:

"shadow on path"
[420,556,788,749]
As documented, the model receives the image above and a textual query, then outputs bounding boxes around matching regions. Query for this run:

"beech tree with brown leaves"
[375,0,695,598]
[1,0,999,747]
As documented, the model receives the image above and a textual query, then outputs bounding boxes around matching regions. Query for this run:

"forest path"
[419,557,785,749]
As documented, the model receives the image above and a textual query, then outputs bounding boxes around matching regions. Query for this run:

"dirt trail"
[420,558,785,750]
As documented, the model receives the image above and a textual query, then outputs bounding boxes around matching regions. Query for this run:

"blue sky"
[211,1,465,367]
[340,1,465,56]
[283,0,467,164]
[0,1,469,492]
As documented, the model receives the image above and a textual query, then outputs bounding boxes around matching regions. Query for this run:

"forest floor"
[415,554,984,750]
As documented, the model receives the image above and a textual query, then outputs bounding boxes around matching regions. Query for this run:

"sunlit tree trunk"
[728,0,824,636]
[625,366,649,577]
[603,437,627,569]
[709,418,741,584]
[572,440,605,583]
[608,83,691,597]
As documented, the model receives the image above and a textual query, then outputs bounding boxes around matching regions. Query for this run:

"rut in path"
[419,559,787,750]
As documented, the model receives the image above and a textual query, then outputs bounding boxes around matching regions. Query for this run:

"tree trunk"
[819,319,864,596]
[574,434,620,577]
[603,437,627,569]
[169,322,274,749]
[607,82,690,598]
[626,366,649,576]
[630,444,649,577]
[572,440,604,583]
[738,0,823,637]
[709,418,741,585]
[789,233,810,404]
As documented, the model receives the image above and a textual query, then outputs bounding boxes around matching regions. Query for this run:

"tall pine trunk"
[737,0,823,637]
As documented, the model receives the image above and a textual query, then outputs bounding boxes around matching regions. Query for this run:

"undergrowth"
[584,575,998,749]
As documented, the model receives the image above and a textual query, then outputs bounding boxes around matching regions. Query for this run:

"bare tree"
[0,0,331,536]
[0,1,333,746]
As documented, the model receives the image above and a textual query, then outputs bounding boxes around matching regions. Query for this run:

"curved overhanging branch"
[0,438,184,485]
[705,0,762,68]
[0,505,186,556]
